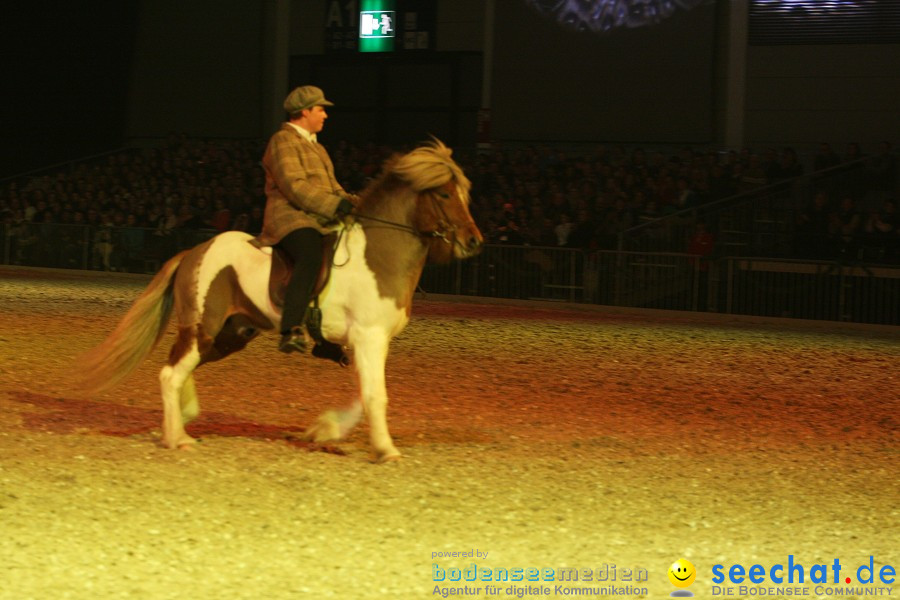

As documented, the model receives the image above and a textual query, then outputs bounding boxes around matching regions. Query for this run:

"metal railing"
[1,222,216,272]
[722,257,900,324]
[2,225,897,326]
[420,245,899,325]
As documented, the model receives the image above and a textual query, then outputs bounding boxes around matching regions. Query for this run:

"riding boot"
[278,309,311,354]
[278,230,322,354]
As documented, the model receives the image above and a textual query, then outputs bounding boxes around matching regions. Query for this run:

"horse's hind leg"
[160,330,202,449]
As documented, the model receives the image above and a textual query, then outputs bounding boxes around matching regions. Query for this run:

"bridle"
[350,189,464,249]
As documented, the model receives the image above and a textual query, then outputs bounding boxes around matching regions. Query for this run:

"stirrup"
[312,340,351,367]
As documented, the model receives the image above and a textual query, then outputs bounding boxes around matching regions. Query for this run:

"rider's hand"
[335,197,354,218]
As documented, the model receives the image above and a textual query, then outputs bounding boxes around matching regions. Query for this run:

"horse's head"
[355,140,483,263]
[412,179,482,263]
[396,140,483,263]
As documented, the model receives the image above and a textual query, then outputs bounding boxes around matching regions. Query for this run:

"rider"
[258,85,356,354]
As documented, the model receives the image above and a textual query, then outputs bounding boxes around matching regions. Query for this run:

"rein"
[350,191,457,246]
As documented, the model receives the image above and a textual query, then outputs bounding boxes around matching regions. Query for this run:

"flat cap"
[283,85,334,114]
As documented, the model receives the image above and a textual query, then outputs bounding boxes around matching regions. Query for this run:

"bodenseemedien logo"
[431,560,649,597]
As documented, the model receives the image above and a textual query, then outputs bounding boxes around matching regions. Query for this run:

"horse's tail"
[77,250,188,395]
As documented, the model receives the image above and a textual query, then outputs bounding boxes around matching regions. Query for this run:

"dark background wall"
[2,1,139,176]
[745,43,900,149]
[490,0,717,145]
[3,0,900,178]
[124,0,264,142]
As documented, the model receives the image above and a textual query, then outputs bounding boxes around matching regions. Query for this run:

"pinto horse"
[78,140,483,461]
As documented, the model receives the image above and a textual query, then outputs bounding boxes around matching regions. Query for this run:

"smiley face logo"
[668,558,697,588]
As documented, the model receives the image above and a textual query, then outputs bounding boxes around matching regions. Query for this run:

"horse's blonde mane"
[356,139,470,216]
[388,139,471,194]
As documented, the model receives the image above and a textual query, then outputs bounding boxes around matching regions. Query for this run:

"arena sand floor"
[0,266,897,600]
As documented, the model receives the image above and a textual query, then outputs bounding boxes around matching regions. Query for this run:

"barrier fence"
[420,246,899,325]
[2,224,898,326]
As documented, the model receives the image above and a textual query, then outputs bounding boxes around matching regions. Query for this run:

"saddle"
[249,233,350,366]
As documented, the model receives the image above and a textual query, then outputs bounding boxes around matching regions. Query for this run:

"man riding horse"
[258,85,356,354]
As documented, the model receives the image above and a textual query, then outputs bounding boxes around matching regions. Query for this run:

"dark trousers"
[278,227,323,334]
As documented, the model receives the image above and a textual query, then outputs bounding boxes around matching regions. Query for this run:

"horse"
[77,140,483,462]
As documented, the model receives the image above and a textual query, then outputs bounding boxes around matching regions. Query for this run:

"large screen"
[749,0,900,45]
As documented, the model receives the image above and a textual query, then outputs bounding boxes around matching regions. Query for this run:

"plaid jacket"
[257,124,347,245]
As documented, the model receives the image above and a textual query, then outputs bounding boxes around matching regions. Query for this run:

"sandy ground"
[0,266,897,600]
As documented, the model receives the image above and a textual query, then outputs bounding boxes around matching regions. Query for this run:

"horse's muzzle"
[459,231,484,257]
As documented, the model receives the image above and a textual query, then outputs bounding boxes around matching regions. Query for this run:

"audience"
[0,135,897,271]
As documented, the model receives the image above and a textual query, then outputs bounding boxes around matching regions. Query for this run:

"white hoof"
[375,450,402,464]
[162,434,197,450]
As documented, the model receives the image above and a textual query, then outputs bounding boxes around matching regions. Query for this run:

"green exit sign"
[359,0,395,52]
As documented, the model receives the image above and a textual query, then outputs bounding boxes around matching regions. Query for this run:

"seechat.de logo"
[711,556,896,586]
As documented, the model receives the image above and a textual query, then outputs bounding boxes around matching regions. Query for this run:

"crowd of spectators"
[1,134,897,272]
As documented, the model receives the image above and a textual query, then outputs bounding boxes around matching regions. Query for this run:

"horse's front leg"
[353,335,401,462]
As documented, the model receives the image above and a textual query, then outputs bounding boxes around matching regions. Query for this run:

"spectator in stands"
[636,197,665,249]
[176,204,202,229]
[597,197,634,249]
[761,147,781,182]
[813,142,841,173]
[687,219,716,262]
[231,212,251,233]
[866,141,897,198]
[247,205,264,234]
[154,205,178,237]
[208,197,232,232]
[57,211,85,269]
[708,162,736,201]
[687,220,716,310]
[92,212,115,271]
[193,196,212,226]
[117,213,146,272]
[490,205,524,245]
[566,208,597,249]
[830,196,862,259]
[672,176,700,213]
[864,198,898,262]
[131,203,152,227]
[554,212,574,247]
[527,204,556,247]
[512,206,536,245]
[739,153,768,191]
[844,142,864,163]
[9,209,38,264]
[795,190,832,259]
[772,147,803,181]
[654,173,678,208]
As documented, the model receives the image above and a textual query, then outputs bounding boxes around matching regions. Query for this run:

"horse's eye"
[437,193,450,199]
